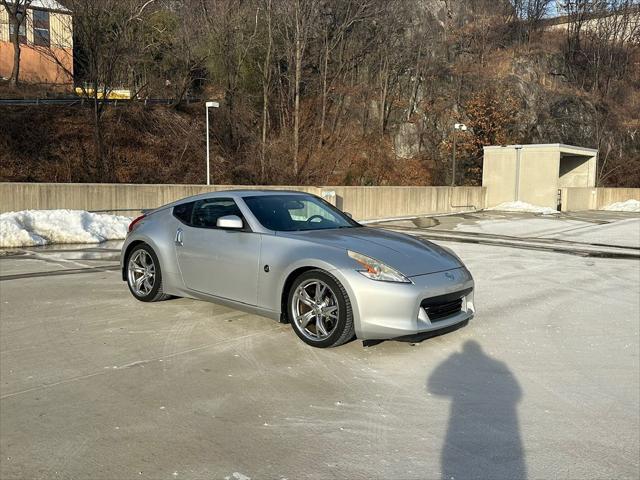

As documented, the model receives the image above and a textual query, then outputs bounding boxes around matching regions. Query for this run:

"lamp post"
[451,122,467,187]
[205,101,220,186]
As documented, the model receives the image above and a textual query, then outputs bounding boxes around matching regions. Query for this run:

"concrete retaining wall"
[560,187,640,211]
[0,183,320,216]
[330,186,485,220]
[0,183,486,220]
[2,183,636,218]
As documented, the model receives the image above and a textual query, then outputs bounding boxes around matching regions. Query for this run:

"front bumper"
[334,266,475,340]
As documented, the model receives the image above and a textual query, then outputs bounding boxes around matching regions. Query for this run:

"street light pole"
[452,130,457,187]
[451,123,467,187]
[205,101,220,186]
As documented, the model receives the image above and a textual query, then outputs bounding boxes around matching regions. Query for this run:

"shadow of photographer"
[428,340,526,480]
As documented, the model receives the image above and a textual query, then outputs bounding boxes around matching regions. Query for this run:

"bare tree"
[269,0,319,177]
[201,0,259,151]
[291,0,315,176]
[561,0,639,94]
[1,0,32,86]
[141,0,211,104]
[36,0,159,181]
[259,0,273,180]
[510,0,553,42]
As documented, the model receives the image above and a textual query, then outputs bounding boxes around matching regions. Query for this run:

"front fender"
[257,234,356,314]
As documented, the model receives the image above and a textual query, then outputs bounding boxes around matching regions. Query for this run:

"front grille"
[424,299,463,321]
[421,288,471,322]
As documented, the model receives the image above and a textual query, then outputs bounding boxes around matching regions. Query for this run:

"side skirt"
[171,287,282,322]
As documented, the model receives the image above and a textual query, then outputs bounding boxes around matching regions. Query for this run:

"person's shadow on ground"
[427,340,526,480]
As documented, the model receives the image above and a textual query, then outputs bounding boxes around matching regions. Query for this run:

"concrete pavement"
[1,212,638,479]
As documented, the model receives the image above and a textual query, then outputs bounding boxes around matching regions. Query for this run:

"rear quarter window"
[173,202,194,224]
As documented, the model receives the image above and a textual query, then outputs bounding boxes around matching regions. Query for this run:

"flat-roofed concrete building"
[0,0,73,85]
[482,144,598,210]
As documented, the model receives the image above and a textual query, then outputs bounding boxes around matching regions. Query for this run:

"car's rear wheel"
[126,244,170,302]
[288,270,354,348]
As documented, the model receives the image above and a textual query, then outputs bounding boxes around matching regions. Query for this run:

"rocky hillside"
[1,0,638,186]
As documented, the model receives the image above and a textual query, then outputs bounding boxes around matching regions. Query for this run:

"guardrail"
[0,97,201,106]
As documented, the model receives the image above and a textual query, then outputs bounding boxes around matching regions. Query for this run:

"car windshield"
[243,194,360,232]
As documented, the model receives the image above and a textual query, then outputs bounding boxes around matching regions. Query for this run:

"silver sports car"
[121,190,475,347]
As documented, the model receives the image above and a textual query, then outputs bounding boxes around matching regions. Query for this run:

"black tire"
[126,244,170,302]
[287,269,354,348]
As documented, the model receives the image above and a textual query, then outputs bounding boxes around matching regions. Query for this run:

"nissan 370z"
[121,190,475,348]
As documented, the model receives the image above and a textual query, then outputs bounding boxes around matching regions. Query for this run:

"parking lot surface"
[1,211,639,479]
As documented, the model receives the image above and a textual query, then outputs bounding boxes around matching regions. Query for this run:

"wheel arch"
[121,239,162,281]
[279,266,319,323]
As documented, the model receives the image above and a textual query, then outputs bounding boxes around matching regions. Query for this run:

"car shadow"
[427,340,527,479]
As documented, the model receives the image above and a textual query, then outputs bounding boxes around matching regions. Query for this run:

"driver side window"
[191,198,243,228]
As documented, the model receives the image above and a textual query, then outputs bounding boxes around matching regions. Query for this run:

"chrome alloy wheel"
[127,249,156,297]
[292,279,339,341]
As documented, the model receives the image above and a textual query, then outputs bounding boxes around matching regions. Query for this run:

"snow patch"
[0,209,132,248]
[224,474,251,480]
[603,199,640,212]
[487,201,557,215]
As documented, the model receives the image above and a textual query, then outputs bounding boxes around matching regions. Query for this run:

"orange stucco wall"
[0,42,73,85]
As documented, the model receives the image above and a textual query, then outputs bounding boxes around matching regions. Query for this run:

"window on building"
[33,10,51,47]
[8,8,27,45]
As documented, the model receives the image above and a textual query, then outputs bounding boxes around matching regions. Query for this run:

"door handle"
[175,228,184,246]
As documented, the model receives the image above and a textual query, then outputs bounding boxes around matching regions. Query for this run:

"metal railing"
[0,97,200,106]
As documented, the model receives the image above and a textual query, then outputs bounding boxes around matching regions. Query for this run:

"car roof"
[220,189,316,198]
[155,189,317,212]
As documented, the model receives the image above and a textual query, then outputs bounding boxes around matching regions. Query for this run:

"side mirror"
[344,212,353,219]
[217,215,243,229]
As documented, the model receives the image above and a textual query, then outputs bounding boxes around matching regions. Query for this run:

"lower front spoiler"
[364,318,471,346]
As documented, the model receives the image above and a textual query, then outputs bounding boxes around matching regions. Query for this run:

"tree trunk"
[318,29,329,150]
[93,97,106,180]
[92,84,114,182]
[379,54,389,137]
[407,45,422,121]
[293,3,303,178]
[260,0,272,181]
[9,22,21,86]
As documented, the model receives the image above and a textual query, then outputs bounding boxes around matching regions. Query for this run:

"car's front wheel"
[288,270,354,348]
[126,244,170,302]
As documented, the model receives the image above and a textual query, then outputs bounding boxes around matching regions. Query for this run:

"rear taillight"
[128,214,145,232]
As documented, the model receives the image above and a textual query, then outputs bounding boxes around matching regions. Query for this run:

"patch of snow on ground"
[603,199,640,212]
[543,218,640,248]
[453,216,640,248]
[454,217,588,237]
[0,209,132,248]
[487,201,557,215]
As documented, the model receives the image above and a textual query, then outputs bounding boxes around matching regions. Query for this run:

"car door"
[174,197,261,306]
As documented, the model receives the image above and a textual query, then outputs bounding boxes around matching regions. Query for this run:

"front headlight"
[347,250,411,283]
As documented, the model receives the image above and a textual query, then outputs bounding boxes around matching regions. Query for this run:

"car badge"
[445,272,455,281]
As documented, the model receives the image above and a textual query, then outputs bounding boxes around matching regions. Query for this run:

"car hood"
[278,227,462,277]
